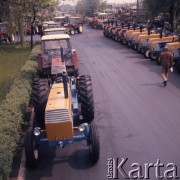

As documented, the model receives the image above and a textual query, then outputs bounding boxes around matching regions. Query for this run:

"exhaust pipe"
[140,25,143,32]
[128,23,130,30]
[133,23,136,30]
[60,44,64,62]
[148,26,151,35]
[62,72,68,99]
[122,22,124,28]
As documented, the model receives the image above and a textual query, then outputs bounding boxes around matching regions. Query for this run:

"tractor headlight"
[34,127,41,136]
[78,124,85,132]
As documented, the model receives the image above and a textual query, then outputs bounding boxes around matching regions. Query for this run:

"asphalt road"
[26,25,180,180]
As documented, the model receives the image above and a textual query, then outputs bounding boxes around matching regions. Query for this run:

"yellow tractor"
[147,35,179,61]
[24,34,99,168]
[164,42,180,72]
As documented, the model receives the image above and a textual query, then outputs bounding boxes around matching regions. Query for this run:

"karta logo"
[107,158,179,179]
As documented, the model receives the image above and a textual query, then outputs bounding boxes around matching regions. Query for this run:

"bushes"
[0,46,39,180]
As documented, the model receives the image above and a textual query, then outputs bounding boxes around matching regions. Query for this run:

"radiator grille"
[45,109,70,123]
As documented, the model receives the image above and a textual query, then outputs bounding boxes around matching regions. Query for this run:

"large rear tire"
[25,131,40,168]
[78,75,94,123]
[77,25,83,33]
[176,61,180,73]
[88,125,100,163]
[32,78,49,128]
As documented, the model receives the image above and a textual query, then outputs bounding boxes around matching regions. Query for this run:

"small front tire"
[70,29,75,35]
[88,125,100,164]
[24,131,40,168]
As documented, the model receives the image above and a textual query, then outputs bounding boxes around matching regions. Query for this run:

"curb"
[17,108,34,180]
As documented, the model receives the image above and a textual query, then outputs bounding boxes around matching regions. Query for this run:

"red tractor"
[37,34,79,79]
[64,17,83,35]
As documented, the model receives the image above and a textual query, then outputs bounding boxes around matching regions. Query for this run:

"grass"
[0,45,31,102]
[0,45,39,179]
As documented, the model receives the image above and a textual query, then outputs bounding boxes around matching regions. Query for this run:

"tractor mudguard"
[72,49,78,71]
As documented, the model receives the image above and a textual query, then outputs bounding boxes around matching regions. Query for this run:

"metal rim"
[79,26,83,32]
[71,30,75,35]
[145,50,150,58]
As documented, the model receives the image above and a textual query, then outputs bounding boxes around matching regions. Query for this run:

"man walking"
[159,47,173,86]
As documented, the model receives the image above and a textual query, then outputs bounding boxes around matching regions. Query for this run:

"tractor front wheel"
[25,131,40,168]
[70,29,75,35]
[88,125,100,163]
[150,52,157,61]
[78,75,94,123]
[145,50,150,59]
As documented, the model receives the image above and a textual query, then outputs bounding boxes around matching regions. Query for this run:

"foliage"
[76,0,106,16]
[143,0,180,30]
[0,0,58,46]
[0,46,39,180]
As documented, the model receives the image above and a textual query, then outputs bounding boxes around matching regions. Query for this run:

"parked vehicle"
[25,33,99,168]
[64,17,83,35]
[165,42,180,72]
[147,35,179,61]
[44,27,67,35]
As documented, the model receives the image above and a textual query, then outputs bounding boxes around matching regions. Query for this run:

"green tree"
[76,0,106,16]
[0,0,58,46]
[143,0,180,31]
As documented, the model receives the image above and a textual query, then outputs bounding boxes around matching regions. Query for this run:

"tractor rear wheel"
[32,78,49,128]
[25,131,40,168]
[77,25,83,33]
[88,124,100,163]
[176,61,180,73]
[78,75,94,123]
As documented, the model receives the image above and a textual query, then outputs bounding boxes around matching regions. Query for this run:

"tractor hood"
[45,83,73,141]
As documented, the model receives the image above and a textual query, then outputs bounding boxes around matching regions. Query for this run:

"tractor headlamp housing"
[78,124,85,132]
[34,127,41,136]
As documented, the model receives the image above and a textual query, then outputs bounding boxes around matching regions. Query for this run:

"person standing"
[159,47,173,86]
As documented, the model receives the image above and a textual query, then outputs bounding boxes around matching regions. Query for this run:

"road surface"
[26,25,180,180]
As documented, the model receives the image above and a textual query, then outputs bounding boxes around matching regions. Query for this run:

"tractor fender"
[38,53,43,72]
[72,49,78,71]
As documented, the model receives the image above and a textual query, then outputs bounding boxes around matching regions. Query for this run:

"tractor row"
[103,24,180,72]
[24,24,100,168]
[42,16,83,35]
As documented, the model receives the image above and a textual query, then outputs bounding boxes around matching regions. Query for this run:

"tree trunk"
[17,17,24,47]
[169,1,177,31]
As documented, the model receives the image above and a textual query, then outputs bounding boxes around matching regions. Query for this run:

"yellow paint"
[45,83,73,140]
[148,36,179,49]
[166,42,180,51]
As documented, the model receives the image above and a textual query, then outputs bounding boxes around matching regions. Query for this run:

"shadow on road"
[25,145,94,180]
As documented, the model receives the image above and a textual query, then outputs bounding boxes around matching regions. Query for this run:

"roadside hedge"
[0,45,40,180]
